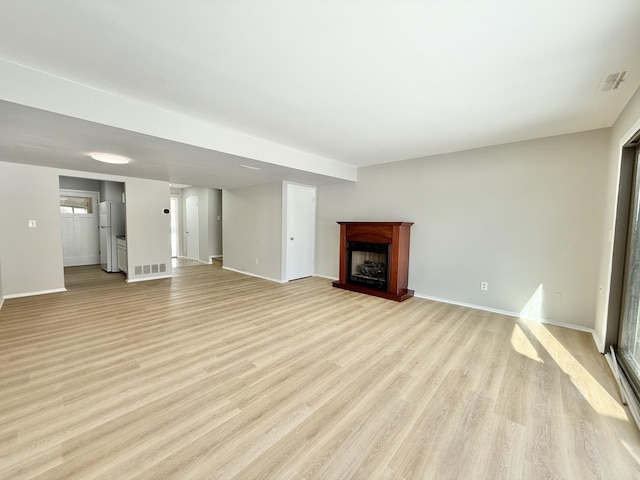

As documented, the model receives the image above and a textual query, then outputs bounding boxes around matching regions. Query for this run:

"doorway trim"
[170,193,181,258]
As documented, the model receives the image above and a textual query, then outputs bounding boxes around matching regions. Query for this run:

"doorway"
[618,142,640,396]
[607,129,640,426]
[285,183,316,281]
[59,189,100,266]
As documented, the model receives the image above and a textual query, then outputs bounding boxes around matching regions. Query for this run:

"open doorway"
[59,176,127,286]
[607,129,640,428]
[170,186,222,268]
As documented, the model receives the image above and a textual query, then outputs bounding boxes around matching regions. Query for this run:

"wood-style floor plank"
[1,263,639,479]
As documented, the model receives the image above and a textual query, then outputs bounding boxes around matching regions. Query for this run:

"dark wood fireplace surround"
[332,222,414,301]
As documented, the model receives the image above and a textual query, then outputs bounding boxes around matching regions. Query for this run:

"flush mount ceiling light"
[239,164,262,171]
[90,153,131,164]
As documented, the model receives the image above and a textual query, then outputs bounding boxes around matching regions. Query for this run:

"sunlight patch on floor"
[510,324,544,363]
[515,283,627,420]
[527,322,627,420]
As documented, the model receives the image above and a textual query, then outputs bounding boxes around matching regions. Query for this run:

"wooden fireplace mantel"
[332,221,414,301]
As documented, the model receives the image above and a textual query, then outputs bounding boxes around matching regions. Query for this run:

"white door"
[186,196,199,261]
[286,183,316,280]
[60,190,100,266]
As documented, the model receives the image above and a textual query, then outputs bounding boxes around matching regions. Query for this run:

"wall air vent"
[600,71,626,92]
[134,264,167,275]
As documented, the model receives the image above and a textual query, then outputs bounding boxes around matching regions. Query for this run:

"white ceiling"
[0,0,639,188]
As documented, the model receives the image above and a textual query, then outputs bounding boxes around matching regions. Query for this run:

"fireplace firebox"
[347,241,389,291]
[332,222,413,301]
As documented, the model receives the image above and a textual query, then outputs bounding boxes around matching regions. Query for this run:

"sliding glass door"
[619,147,640,394]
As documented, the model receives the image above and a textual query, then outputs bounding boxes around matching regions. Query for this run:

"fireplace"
[347,241,389,291]
[333,222,413,301]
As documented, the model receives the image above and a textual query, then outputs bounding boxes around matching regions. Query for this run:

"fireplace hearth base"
[332,222,414,302]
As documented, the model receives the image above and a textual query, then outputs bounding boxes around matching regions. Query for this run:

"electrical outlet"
[481,281,488,291]
[28,220,37,228]
[255,258,259,265]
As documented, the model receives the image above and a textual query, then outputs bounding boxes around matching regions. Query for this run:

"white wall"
[100,180,125,203]
[59,176,100,192]
[124,178,172,280]
[0,162,66,296]
[222,182,283,281]
[317,129,610,330]
[0,161,172,298]
[595,86,640,351]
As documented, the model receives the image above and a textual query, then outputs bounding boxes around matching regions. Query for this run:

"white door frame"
[282,181,317,281]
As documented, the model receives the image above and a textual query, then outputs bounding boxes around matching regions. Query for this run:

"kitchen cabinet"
[116,236,127,273]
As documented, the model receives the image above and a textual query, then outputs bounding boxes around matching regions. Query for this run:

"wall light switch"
[28,220,37,228]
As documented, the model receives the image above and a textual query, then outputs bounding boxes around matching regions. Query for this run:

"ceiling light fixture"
[90,152,131,164]
[239,164,262,171]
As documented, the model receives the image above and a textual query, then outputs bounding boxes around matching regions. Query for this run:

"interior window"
[60,195,93,214]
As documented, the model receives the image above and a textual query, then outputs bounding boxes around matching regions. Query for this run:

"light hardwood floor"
[1,263,639,479]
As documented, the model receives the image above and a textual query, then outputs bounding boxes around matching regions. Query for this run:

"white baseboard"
[0,296,4,310]
[176,256,209,265]
[312,281,599,341]
[222,266,286,284]
[313,280,598,340]
[126,274,173,283]
[591,330,605,354]
[3,288,67,299]
[313,273,338,281]
[414,292,598,339]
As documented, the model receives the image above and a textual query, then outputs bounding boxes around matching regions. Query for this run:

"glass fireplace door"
[347,241,389,291]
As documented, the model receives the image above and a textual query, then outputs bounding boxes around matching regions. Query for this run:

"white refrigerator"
[99,201,125,272]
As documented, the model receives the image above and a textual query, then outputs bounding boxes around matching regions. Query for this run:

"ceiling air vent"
[600,71,626,92]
